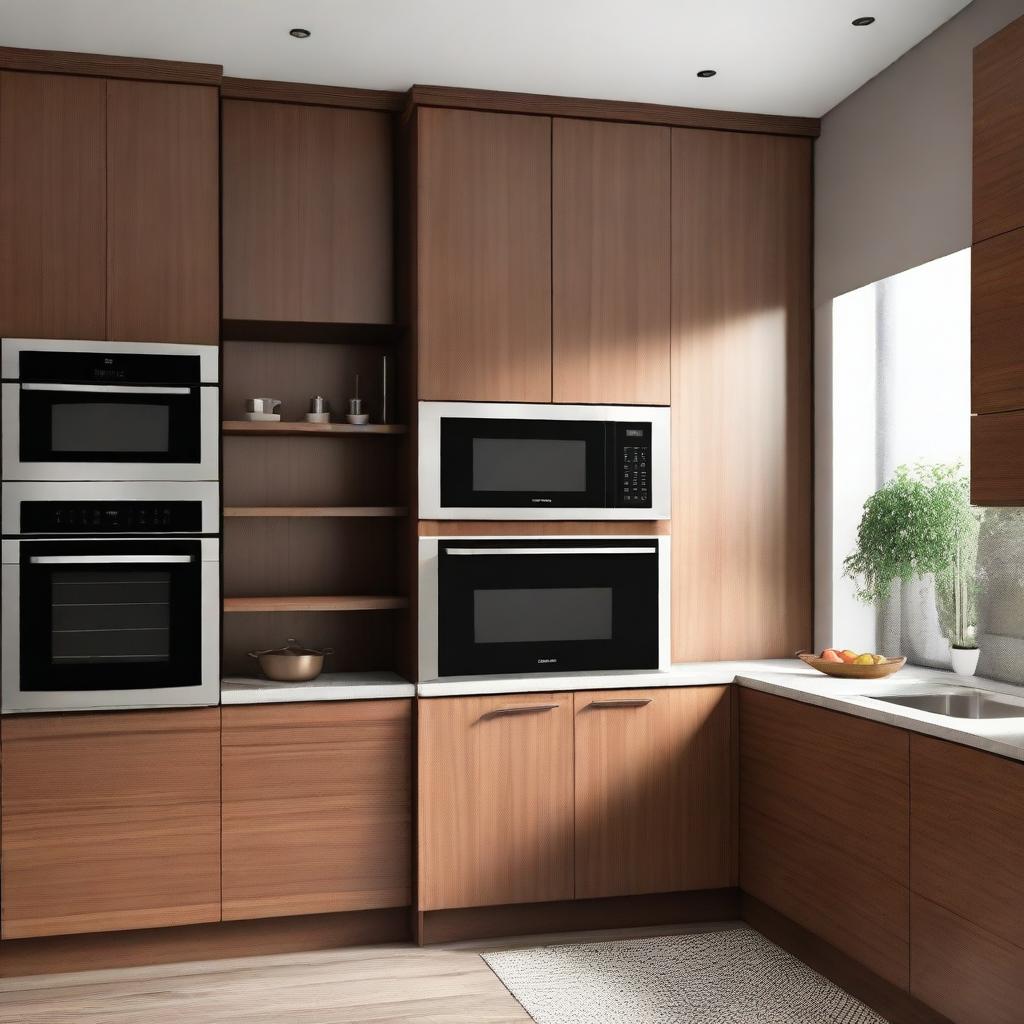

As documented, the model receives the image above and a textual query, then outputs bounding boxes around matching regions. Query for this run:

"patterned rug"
[483,926,888,1023]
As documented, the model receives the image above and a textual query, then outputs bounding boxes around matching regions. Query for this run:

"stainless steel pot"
[248,638,334,682]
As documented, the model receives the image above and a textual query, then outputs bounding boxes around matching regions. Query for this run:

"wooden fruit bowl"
[797,651,907,680]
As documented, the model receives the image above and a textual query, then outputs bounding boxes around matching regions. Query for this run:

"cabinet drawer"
[418,693,573,910]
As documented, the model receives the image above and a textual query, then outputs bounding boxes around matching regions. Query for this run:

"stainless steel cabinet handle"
[21,383,192,395]
[30,554,193,565]
[485,703,561,717]
[587,698,653,708]
[446,547,656,556]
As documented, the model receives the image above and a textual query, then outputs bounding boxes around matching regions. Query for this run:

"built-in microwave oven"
[418,535,670,680]
[418,402,670,520]
[1,338,219,481]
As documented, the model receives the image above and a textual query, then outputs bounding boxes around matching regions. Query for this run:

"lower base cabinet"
[418,686,735,912]
[1,708,221,939]
[222,700,412,920]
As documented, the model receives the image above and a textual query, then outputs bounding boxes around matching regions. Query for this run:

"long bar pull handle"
[485,703,561,717]
[30,554,193,565]
[21,383,193,395]
[446,547,656,556]
[587,698,653,708]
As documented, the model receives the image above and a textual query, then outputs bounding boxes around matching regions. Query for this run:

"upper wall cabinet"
[0,71,106,339]
[974,15,1024,244]
[552,119,671,405]
[0,71,219,344]
[107,81,219,344]
[671,129,812,661]
[222,99,394,325]
[416,106,552,402]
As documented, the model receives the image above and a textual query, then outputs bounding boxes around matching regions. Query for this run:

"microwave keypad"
[620,445,650,506]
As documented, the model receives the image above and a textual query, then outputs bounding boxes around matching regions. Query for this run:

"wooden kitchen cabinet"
[222,99,393,325]
[1,709,221,939]
[222,700,412,921]
[418,692,574,910]
[552,119,671,405]
[107,80,219,343]
[971,408,1024,505]
[739,691,911,988]
[670,128,812,661]
[974,14,1024,244]
[416,106,552,402]
[0,70,106,339]
[573,686,733,900]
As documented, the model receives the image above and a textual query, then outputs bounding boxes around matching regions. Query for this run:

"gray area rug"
[483,926,888,1024]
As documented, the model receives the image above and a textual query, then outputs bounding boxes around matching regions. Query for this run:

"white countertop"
[222,672,415,704]
[418,659,1024,764]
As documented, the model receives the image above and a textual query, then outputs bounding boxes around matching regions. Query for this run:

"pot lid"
[255,638,327,657]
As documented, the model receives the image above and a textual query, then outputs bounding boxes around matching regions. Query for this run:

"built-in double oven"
[417,401,671,682]
[1,339,221,714]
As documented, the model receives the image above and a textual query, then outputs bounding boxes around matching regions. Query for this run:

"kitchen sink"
[863,689,1024,720]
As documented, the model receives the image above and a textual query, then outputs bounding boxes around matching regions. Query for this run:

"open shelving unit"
[220,328,411,683]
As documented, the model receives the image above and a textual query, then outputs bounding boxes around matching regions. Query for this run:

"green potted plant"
[843,463,982,675]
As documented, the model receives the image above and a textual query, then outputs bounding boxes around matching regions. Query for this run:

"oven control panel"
[614,424,652,508]
[19,501,203,534]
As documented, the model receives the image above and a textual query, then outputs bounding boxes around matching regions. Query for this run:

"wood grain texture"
[739,692,910,989]
[552,118,671,405]
[418,693,574,911]
[417,520,670,536]
[670,128,812,661]
[221,319,403,344]
[911,894,1024,1024]
[420,889,739,945]
[407,85,821,138]
[224,595,408,613]
[222,99,393,324]
[910,734,1024,951]
[416,107,552,402]
[0,71,106,339]
[743,896,952,1024]
[0,908,409,978]
[973,14,1024,243]
[0,46,222,85]
[225,506,407,518]
[222,701,412,920]
[573,686,733,899]
[106,80,219,343]
[740,690,910,882]
[972,226,1024,414]
[223,420,406,436]
[1,709,220,940]
[221,77,403,110]
[971,408,1024,505]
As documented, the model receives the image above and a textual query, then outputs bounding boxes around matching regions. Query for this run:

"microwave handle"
[29,555,193,565]
[445,547,657,556]
[20,383,193,396]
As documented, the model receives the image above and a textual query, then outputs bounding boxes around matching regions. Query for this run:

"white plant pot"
[950,646,981,677]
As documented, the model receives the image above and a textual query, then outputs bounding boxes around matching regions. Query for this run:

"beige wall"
[815,0,1023,306]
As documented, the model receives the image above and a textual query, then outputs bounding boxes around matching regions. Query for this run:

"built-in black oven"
[1,338,219,481]
[419,401,670,520]
[419,536,670,679]
[1,481,220,713]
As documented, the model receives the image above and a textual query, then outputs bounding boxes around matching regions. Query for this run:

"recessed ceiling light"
[289,27,311,39]
[852,16,876,26]
[696,69,717,78]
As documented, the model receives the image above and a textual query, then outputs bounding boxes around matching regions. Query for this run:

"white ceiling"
[0,0,973,118]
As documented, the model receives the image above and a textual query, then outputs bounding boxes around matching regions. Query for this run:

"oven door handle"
[29,555,194,565]
[20,383,193,395]
[444,547,657,556]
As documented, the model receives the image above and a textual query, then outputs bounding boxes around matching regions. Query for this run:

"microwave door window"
[51,402,170,454]
[474,587,613,643]
[472,438,588,493]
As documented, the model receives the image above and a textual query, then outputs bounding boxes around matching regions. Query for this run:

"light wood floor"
[0,922,740,1024]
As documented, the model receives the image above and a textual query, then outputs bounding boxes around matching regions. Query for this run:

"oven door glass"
[438,539,659,676]
[19,539,202,691]
[18,383,202,464]
[440,418,607,509]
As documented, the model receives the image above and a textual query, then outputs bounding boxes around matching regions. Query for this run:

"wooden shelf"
[223,420,406,436]
[221,318,405,345]
[223,595,409,614]
[224,506,407,519]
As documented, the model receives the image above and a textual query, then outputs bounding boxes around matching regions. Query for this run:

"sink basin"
[864,689,1024,720]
